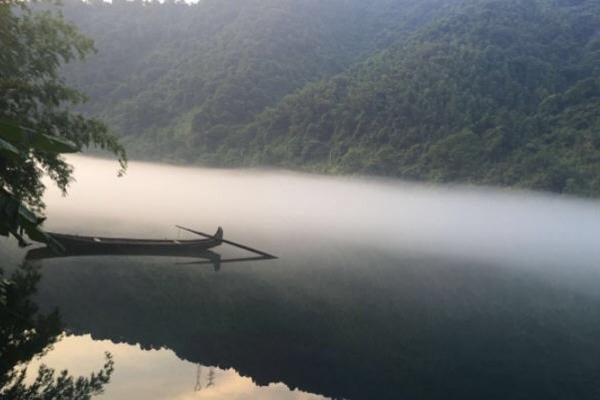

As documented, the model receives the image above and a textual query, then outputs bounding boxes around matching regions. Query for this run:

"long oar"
[177,256,274,266]
[176,225,277,259]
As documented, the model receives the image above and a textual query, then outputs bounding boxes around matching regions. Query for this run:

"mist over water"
[7,154,598,400]
[44,155,600,275]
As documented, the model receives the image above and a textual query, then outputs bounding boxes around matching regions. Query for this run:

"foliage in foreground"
[0,119,75,248]
[0,0,126,245]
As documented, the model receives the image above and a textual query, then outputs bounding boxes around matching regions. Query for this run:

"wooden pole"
[176,225,277,259]
[177,256,274,266]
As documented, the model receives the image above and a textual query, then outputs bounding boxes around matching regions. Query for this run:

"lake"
[3,155,600,399]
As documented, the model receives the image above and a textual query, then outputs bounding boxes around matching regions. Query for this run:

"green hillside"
[60,0,459,160]
[230,0,600,195]
[61,0,600,195]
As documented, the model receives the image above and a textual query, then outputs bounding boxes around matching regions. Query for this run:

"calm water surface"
[4,155,600,399]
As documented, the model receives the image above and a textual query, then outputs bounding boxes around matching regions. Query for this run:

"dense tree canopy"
[60,0,600,196]
[234,0,600,195]
[59,0,461,160]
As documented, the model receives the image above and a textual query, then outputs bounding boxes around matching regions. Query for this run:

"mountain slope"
[224,0,600,195]
[60,0,460,161]
[60,0,600,195]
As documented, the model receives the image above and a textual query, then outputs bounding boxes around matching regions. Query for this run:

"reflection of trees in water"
[45,257,600,400]
[207,368,215,388]
[194,365,201,392]
[0,264,114,399]
[194,365,216,392]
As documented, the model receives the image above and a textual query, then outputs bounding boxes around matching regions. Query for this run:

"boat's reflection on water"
[27,246,226,271]
[26,249,277,273]
[26,246,600,400]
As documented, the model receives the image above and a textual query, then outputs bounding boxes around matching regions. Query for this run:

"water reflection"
[0,264,113,399]
[29,251,600,400]
[25,335,328,400]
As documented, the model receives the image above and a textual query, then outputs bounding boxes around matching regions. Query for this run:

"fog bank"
[42,155,600,274]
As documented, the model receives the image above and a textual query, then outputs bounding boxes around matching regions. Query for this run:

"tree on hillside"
[0,0,126,245]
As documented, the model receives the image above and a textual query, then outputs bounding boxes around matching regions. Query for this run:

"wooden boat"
[26,227,223,260]
[25,226,276,270]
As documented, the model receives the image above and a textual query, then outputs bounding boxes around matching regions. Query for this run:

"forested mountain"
[60,0,459,160]
[234,0,600,195]
[61,0,600,195]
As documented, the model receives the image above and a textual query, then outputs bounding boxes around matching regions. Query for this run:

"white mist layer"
[42,155,600,274]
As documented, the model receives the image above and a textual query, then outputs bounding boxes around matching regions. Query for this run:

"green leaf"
[0,118,79,153]
[0,137,21,159]
[0,221,9,236]
[18,203,44,225]
[1,195,21,229]
[0,190,59,249]
[36,133,79,153]
[0,119,25,145]
[0,278,10,306]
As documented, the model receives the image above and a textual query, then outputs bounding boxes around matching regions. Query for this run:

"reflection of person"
[194,365,202,391]
[0,264,114,398]
[194,366,216,391]
[207,368,216,387]
[212,253,222,272]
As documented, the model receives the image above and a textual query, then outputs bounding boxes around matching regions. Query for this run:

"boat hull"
[25,227,223,260]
